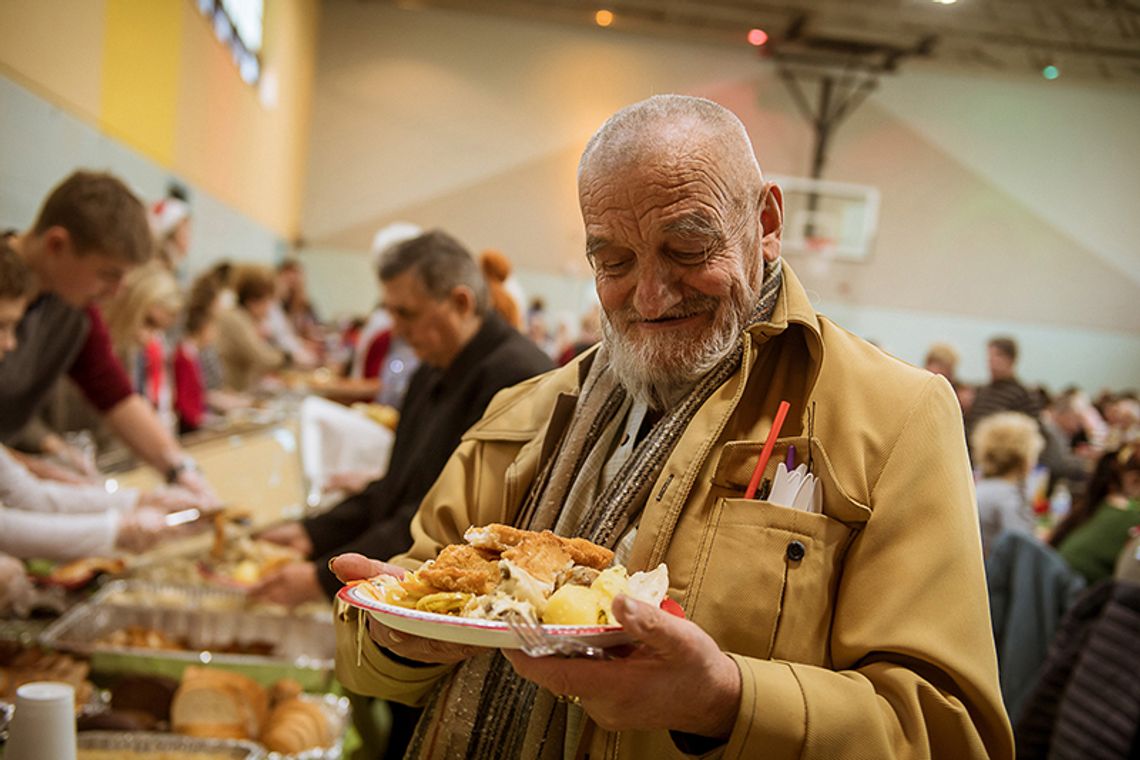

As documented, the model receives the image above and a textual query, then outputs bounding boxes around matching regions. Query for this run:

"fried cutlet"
[501,532,573,583]
[465,524,614,570]
[417,544,502,595]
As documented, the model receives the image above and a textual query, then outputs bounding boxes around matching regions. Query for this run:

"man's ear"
[41,227,74,257]
[449,285,477,317]
[760,183,783,264]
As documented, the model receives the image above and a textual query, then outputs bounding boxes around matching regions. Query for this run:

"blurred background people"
[103,263,184,431]
[148,191,191,280]
[2,171,215,498]
[0,241,200,559]
[1050,445,1140,585]
[350,222,424,408]
[173,272,250,433]
[263,258,319,368]
[479,248,523,329]
[972,412,1045,555]
[968,336,1042,438]
[215,264,286,393]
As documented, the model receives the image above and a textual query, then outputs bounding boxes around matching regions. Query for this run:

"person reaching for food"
[0,242,207,561]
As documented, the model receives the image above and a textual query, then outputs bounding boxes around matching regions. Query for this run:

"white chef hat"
[370,221,423,269]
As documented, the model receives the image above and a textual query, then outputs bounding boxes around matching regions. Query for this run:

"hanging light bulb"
[1042,63,1060,80]
[747,28,769,46]
[595,9,614,27]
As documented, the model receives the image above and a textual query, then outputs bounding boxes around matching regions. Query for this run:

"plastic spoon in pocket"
[745,400,791,500]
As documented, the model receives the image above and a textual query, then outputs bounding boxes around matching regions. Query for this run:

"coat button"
[786,540,806,562]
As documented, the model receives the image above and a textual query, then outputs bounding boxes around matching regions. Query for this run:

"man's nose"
[631,260,680,320]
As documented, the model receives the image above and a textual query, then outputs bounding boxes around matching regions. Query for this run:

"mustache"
[612,296,720,324]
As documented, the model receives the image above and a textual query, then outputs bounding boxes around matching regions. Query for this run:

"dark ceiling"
[378,0,1140,85]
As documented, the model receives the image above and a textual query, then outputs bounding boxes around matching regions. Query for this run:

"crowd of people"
[0,95,1137,759]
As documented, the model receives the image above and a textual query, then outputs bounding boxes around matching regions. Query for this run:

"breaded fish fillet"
[418,544,501,595]
[464,524,614,570]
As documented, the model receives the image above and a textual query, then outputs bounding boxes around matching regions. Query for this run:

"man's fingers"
[331,553,401,583]
[611,595,687,654]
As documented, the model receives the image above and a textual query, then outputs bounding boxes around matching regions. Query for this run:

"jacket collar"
[429,312,512,393]
[744,260,825,401]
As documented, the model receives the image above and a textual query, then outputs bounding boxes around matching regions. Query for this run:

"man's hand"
[248,561,323,607]
[173,467,221,508]
[115,507,170,553]
[330,553,486,665]
[138,486,207,513]
[503,595,741,738]
[257,522,314,557]
[12,451,93,485]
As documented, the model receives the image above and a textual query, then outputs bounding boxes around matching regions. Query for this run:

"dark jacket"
[304,313,553,597]
[1015,579,1140,760]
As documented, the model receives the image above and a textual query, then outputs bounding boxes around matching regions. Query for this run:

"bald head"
[579,95,763,190]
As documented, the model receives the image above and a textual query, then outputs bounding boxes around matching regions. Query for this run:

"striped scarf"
[405,263,784,760]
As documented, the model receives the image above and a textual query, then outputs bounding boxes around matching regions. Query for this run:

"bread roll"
[260,697,330,754]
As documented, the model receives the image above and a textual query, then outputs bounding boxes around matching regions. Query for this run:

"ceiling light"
[1042,64,1060,80]
[747,28,769,47]
[931,0,958,5]
[595,9,614,27]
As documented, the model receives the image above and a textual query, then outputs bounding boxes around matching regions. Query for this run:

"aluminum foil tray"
[78,730,264,758]
[39,581,334,690]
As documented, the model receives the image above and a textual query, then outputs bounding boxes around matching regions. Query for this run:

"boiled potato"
[543,585,605,625]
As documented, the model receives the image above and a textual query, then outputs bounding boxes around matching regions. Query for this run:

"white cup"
[5,681,77,760]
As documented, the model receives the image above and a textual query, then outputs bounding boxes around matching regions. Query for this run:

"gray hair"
[578,94,762,179]
[378,230,489,316]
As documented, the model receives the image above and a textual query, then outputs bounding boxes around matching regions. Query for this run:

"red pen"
[744,400,791,500]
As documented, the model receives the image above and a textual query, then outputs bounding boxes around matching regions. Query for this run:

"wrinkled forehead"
[581,125,757,206]
[579,151,752,239]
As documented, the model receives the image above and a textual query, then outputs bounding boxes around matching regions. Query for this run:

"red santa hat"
[149,197,191,239]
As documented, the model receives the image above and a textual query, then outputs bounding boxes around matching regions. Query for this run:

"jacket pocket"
[686,497,853,666]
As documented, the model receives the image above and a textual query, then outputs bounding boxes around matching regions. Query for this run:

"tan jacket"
[214,307,284,392]
[336,265,1014,759]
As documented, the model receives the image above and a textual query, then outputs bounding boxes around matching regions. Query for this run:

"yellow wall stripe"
[99,0,184,167]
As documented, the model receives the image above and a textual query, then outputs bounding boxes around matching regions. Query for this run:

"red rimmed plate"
[337,583,634,650]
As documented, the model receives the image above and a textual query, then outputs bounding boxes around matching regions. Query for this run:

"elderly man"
[332,96,1012,759]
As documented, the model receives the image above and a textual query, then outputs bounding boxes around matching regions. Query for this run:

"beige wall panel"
[0,0,106,120]
[173,0,318,238]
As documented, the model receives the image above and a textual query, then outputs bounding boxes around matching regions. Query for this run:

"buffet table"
[0,419,351,759]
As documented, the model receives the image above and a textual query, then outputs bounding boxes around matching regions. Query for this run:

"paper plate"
[337,583,634,650]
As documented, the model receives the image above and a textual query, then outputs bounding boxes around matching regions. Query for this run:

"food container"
[77,730,264,758]
[39,582,334,691]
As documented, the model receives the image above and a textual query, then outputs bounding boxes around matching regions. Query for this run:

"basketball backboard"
[770,175,880,261]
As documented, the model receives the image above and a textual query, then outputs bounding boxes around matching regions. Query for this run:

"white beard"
[600,281,756,411]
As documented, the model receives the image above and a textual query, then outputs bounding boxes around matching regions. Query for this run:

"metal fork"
[505,610,610,659]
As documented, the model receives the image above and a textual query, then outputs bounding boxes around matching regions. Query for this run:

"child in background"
[103,263,183,431]
[174,274,250,433]
[174,276,218,433]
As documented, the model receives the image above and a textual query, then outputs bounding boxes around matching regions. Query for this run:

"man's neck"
[9,233,48,299]
[434,315,484,372]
